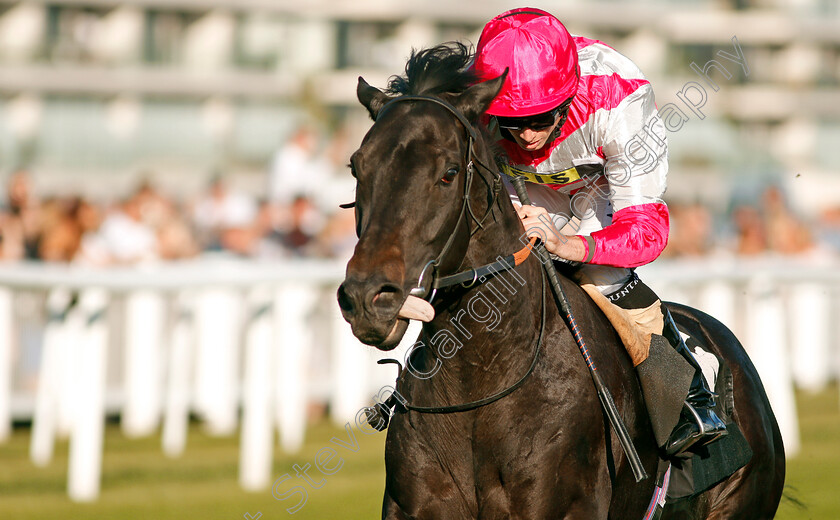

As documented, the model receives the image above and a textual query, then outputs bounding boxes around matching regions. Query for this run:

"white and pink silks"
[493,35,670,295]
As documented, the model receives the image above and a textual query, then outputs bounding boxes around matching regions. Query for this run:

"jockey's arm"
[582,82,670,268]
[516,203,587,262]
[516,83,670,268]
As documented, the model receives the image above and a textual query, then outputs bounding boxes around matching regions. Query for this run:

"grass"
[0,419,387,519]
[0,387,838,519]
[775,386,840,520]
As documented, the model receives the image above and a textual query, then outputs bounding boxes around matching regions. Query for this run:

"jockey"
[474,7,727,457]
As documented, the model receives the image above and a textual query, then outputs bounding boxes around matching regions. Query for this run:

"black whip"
[510,175,648,483]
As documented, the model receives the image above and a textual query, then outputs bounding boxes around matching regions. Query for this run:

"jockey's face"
[495,97,573,152]
[508,115,561,152]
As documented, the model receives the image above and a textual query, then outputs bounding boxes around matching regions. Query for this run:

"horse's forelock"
[386,42,479,97]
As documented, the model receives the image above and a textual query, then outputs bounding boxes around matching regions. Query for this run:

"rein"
[411,237,537,301]
[432,237,536,289]
[400,267,546,414]
[370,94,546,418]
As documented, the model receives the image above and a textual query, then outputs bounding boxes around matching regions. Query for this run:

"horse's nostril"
[337,284,355,313]
[372,283,401,308]
[340,280,402,317]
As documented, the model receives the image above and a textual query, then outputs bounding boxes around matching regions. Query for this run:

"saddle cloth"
[640,334,752,519]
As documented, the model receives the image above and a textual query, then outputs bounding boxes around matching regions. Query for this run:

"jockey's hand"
[515,204,587,263]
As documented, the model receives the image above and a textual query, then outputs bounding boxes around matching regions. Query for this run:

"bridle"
[374,94,534,303]
[363,93,547,417]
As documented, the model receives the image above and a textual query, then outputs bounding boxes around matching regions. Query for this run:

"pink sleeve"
[583,203,669,268]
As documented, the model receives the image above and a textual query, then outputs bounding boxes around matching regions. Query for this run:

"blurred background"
[0,0,838,518]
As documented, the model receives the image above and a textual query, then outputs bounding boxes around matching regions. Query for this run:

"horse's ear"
[357,77,389,120]
[454,69,508,122]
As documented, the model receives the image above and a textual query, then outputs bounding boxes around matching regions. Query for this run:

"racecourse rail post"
[510,175,648,483]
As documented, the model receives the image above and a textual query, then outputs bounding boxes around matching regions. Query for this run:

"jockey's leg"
[658,306,728,456]
[573,267,727,457]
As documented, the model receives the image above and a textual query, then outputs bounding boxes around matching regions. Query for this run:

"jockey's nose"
[519,128,538,141]
[337,278,404,321]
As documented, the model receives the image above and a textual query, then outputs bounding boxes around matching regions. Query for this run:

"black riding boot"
[661,308,728,457]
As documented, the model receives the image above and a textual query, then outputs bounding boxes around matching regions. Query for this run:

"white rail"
[0,255,835,500]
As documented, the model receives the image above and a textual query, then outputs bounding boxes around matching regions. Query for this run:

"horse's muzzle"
[337,278,409,349]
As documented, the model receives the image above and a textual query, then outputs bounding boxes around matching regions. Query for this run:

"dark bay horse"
[337,44,784,520]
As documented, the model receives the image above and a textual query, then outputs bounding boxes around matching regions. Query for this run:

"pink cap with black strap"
[475,8,579,117]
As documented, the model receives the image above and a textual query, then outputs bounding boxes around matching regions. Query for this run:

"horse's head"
[337,45,507,350]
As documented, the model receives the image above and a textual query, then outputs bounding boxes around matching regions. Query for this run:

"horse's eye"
[348,163,357,178]
[441,167,459,185]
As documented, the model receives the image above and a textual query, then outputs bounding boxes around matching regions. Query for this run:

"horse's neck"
[459,138,527,267]
[420,278,542,399]
[460,143,543,333]
[420,177,545,391]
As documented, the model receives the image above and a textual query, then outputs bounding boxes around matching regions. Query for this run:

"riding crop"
[510,175,648,483]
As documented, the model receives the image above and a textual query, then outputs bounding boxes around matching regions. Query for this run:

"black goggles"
[494,97,574,132]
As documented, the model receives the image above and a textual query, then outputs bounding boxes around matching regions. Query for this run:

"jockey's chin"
[511,124,558,151]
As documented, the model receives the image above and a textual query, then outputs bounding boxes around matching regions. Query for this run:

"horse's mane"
[385,41,505,163]
[386,42,479,97]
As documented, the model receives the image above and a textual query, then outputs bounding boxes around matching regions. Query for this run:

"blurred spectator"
[157,206,199,260]
[663,201,713,258]
[818,207,840,253]
[0,212,23,261]
[1,169,42,261]
[79,196,158,265]
[192,175,257,253]
[132,179,198,260]
[39,197,96,262]
[276,194,326,257]
[251,199,286,258]
[761,185,814,255]
[731,205,767,256]
[315,208,357,260]
[269,126,331,206]
[134,177,173,230]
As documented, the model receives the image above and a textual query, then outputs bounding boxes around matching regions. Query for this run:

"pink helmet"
[474,8,579,117]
